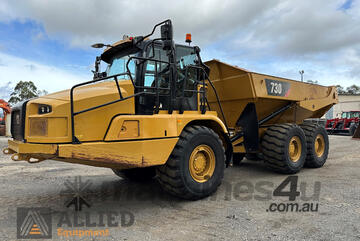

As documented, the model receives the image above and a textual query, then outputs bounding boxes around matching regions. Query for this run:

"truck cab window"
[176,45,199,97]
[145,46,169,89]
[107,52,137,79]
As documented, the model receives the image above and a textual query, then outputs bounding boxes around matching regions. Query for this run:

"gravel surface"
[0,135,359,240]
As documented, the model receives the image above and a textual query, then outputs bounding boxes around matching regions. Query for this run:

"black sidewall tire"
[306,126,329,167]
[180,132,225,196]
[283,127,307,172]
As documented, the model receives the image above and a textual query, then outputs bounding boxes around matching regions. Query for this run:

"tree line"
[306,80,360,95]
[335,84,360,95]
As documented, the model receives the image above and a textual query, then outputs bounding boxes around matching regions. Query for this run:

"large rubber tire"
[261,123,307,174]
[300,123,329,168]
[112,167,156,182]
[233,153,245,165]
[156,125,225,200]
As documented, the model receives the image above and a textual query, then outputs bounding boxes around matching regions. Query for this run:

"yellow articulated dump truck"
[3,20,338,200]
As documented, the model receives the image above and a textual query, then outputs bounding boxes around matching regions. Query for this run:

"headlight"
[29,118,48,136]
[38,104,52,114]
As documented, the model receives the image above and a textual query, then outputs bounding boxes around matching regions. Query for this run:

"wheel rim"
[189,144,215,183]
[314,134,325,157]
[288,136,302,162]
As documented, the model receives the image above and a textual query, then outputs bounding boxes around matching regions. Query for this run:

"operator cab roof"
[101,38,135,63]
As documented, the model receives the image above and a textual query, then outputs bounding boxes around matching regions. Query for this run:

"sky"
[0,0,359,100]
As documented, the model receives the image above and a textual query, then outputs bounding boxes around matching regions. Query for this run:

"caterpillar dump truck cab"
[4,20,338,200]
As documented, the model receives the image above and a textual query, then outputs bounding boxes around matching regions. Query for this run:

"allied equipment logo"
[61,176,92,211]
[17,208,52,239]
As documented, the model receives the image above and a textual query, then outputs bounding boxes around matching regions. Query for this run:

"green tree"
[8,81,40,105]
[336,85,346,94]
[345,84,360,95]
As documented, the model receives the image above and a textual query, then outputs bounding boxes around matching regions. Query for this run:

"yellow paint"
[57,138,179,169]
[105,111,227,141]
[205,59,338,152]
[8,139,57,154]
[189,144,215,183]
[289,136,302,162]
[315,134,325,157]
[205,59,338,128]
[118,120,139,138]
[25,80,135,143]
[232,136,246,153]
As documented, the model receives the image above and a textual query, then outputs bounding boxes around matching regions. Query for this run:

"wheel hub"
[194,153,207,172]
[314,134,325,157]
[289,136,302,162]
[189,145,215,183]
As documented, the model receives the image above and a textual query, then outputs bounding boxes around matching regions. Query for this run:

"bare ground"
[0,135,359,240]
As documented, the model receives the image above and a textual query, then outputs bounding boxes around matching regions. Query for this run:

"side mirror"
[161,22,173,40]
[161,22,173,50]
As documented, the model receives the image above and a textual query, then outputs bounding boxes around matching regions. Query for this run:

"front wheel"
[157,125,225,200]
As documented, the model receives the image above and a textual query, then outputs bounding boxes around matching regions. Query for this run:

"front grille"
[10,101,27,141]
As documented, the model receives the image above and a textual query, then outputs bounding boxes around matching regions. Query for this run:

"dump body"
[205,60,338,130]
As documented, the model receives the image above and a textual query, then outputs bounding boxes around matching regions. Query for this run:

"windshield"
[106,51,138,79]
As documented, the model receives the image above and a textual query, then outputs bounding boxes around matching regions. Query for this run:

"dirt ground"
[0,135,359,240]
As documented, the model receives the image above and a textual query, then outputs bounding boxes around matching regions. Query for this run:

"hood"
[41,80,133,102]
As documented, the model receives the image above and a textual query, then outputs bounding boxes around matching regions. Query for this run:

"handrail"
[180,64,229,133]
[70,57,172,143]
[180,64,208,114]
[69,54,228,143]
[203,71,230,133]
[70,72,132,143]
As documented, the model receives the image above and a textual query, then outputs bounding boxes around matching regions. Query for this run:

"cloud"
[0,81,12,100]
[0,52,89,100]
[0,0,281,47]
[246,1,360,55]
[1,0,358,52]
[0,0,359,88]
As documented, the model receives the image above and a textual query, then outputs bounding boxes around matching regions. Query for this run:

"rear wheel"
[157,125,225,200]
[300,123,329,168]
[261,124,307,174]
[112,167,156,182]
